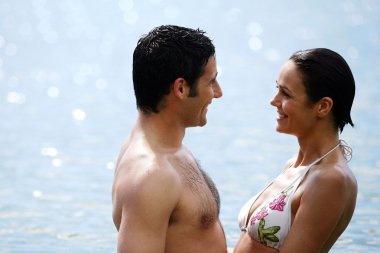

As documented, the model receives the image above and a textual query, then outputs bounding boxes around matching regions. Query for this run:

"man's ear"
[316,97,333,118]
[172,78,189,99]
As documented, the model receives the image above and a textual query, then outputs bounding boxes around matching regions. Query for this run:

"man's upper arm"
[116,165,179,253]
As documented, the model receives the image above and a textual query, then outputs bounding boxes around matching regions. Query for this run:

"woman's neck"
[294,131,340,167]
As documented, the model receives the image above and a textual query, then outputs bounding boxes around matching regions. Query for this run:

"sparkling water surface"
[1,1,379,252]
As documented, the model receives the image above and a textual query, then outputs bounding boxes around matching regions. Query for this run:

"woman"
[234,48,357,253]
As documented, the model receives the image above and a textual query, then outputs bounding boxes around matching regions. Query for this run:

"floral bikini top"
[238,142,342,250]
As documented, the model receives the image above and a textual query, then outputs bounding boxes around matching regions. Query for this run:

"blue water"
[1,0,379,252]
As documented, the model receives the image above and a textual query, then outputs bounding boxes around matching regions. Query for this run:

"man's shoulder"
[115,150,181,192]
[113,152,182,215]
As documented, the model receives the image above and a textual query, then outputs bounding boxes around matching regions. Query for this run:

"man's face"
[184,56,222,127]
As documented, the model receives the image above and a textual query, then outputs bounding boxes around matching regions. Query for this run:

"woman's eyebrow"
[276,80,292,93]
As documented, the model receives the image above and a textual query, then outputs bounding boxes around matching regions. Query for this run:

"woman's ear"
[316,97,333,118]
[172,78,189,99]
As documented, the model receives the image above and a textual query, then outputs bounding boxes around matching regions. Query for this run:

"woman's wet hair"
[290,48,355,132]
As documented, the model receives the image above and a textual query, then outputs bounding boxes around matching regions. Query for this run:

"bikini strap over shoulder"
[299,140,342,179]
[283,140,351,194]
[311,141,341,166]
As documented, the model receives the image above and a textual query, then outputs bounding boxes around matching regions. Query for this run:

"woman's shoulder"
[306,161,357,200]
[316,161,356,184]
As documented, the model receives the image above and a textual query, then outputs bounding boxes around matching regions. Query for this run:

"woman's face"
[270,60,318,137]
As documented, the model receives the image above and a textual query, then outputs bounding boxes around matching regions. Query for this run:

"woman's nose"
[270,93,280,107]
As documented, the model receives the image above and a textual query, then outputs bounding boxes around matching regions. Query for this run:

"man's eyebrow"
[211,72,218,81]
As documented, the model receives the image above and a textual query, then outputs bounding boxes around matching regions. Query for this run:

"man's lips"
[277,111,287,119]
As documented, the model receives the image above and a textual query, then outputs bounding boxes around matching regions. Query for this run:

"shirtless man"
[112,25,227,253]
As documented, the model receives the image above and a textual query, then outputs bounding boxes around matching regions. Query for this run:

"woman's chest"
[247,169,306,222]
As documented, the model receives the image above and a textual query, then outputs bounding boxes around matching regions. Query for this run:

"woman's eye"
[281,91,290,97]
[276,82,290,98]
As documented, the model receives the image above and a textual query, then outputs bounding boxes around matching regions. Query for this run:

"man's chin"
[199,122,207,127]
[199,118,207,127]
[188,119,207,128]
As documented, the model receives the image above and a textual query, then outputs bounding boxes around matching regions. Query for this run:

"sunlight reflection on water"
[0,0,379,252]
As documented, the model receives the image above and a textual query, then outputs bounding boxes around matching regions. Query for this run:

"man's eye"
[281,91,290,97]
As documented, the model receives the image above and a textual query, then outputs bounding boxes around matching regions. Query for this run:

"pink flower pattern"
[255,207,268,220]
[250,217,256,226]
[250,207,268,226]
[249,187,292,227]
[269,194,286,211]
[248,187,295,246]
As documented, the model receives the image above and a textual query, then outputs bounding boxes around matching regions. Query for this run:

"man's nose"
[213,82,223,98]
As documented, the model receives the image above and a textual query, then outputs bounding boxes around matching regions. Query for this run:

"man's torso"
[112,134,227,253]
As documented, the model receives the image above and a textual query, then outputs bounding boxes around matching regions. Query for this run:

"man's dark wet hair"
[133,25,215,114]
[290,48,355,132]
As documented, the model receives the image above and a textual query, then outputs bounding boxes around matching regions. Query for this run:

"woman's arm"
[279,167,352,253]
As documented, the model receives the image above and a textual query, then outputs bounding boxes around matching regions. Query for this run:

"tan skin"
[112,56,228,253]
[233,60,357,253]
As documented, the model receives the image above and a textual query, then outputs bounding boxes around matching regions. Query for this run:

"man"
[112,25,226,252]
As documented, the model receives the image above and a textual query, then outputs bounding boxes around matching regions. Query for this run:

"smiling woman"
[233,48,357,253]
[271,61,321,137]
[0,1,379,252]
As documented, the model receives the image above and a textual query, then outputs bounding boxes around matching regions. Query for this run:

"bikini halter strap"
[310,141,341,167]
[297,141,342,180]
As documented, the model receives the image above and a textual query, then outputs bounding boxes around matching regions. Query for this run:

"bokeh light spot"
[72,109,86,121]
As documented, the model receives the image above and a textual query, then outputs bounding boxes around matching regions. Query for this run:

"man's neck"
[136,111,185,150]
